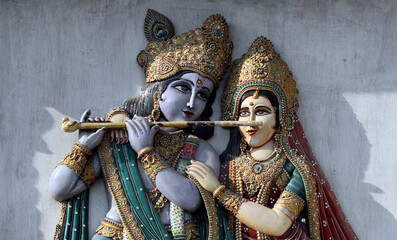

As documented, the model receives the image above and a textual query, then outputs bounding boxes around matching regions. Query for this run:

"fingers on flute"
[134,120,145,134]
[110,129,125,143]
[126,120,139,137]
[133,115,149,133]
[110,130,115,142]
[120,129,128,144]
[138,116,150,132]
[115,129,121,144]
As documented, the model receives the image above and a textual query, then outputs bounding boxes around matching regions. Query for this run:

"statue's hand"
[78,127,108,150]
[186,160,221,193]
[107,111,129,144]
[125,115,159,152]
[77,109,107,150]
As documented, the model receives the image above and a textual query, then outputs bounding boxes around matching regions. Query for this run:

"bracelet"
[59,144,91,176]
[140,151,169,183]
[81,160,96,186]
[212,185,226,198]
[215,188,248,216]
[137,146,154,159]
[147,187,168,212]
[75,142,91,155]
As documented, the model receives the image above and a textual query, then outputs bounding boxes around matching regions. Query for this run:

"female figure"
[50,13,232,240]
[187,37,357,239]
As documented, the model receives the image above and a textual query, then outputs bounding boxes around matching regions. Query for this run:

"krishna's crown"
[137,14,233,88]
[221,36,299,130]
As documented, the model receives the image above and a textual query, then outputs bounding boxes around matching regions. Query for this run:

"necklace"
[237,150,286,196]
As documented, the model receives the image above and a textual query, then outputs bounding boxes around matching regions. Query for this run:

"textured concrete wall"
[1,0,396,239]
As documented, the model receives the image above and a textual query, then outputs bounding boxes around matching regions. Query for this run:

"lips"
[182,110,195,118]
[246,129,257,136]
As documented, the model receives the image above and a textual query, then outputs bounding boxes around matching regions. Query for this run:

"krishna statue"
[50,10,232,240]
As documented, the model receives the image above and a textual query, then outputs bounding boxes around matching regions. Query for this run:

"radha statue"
[187,37,358,239]
[50,11,232,240]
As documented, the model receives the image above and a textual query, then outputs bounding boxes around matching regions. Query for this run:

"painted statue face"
[238,95,277,148]
[159,72,214,122]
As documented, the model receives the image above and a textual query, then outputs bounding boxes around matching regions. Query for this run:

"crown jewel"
[137,14,233,88]
[221,36,299,130]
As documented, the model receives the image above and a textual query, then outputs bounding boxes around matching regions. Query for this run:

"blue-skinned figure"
[49,11,233,240]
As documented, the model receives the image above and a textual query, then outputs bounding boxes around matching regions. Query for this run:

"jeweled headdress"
[221,36,299,130]
[137,14,233,88]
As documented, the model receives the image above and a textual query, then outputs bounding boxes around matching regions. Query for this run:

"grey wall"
[1,0,396,239]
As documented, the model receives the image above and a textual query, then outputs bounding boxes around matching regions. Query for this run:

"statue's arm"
[187,160,303,236]
[156,139,220,212]
[233,169,306,236]
[233,201,293,236]
[49,152,101,201]
[49,127,107,202]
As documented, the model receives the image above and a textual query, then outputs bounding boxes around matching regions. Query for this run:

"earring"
[240,139,248,153]
[149,92,161,122]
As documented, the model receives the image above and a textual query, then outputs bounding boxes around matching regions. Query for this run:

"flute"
[61,117,262,133]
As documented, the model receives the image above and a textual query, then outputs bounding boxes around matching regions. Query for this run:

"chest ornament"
[237,150,286,196]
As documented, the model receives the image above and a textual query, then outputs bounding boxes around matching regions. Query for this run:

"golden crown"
[221,36,299,130]
[137,14,233,88]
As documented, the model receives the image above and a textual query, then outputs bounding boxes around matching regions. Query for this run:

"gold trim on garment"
[98,135,145,240]
[96,218,124,240]
[278,129,321,239]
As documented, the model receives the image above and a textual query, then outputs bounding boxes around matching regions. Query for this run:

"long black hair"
[122,71,216,140]
[220,90,279,163]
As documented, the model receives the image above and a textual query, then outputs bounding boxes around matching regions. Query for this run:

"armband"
[274,188,305,221]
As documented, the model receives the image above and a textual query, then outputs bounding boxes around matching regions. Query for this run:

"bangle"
[212,185,226,198]
[75,142,91,155]
[215,188,248,216]
[81,160,96,186]
[137,146,154,159]
[59,144,91,176]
